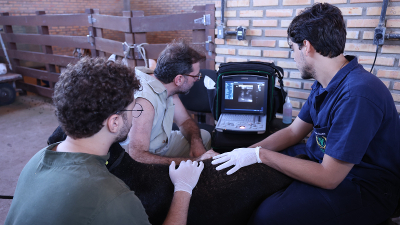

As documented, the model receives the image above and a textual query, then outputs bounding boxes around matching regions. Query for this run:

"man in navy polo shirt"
[212,3,400,225]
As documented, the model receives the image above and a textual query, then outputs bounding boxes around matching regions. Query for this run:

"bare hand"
[197,150,220,161]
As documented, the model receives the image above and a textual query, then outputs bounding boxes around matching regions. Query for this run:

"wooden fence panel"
[0,14,89,27]
[6,50,78,66]
[2,33,92,49]
[94,37,125,56]
[131,12,206,33]
[92,14,131,32]
[14,66,60,83]
[16,82,53,98]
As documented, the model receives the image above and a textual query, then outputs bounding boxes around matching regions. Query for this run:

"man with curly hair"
[5,57,205,225]
[123,40,218,164]
[212,3,400,224]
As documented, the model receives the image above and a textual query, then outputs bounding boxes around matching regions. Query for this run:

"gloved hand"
[169,160,204,195]
[211,146,262,175]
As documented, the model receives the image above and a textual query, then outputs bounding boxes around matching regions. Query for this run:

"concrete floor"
[0,95,58,224]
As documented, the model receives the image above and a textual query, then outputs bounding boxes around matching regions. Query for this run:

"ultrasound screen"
[223,81,266,113]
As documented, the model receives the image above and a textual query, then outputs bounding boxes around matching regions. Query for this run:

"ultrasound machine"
[215,75,268,134]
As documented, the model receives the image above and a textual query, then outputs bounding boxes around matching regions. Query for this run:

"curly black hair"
[154,39,206,84]
[287,3,346,58]
[53,57,141,139]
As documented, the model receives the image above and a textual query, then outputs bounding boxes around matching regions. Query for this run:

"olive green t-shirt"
[5,142,151,225]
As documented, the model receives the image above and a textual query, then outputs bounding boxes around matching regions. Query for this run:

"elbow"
[320,179,341,190]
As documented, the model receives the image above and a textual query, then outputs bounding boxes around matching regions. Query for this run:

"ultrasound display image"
[223,81,266,113]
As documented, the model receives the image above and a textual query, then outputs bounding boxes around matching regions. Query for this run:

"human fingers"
[212,152,229,160]
[211,155,230,165]
[215,159,235,171]
[226,165,241,175]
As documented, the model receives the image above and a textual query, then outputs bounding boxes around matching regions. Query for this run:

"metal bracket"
[87,31,94,46]
[205,36,214,56]
[88,15,97,25]
[194,14,211,26]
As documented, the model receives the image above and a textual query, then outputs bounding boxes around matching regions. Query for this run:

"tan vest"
[134,69,175,155]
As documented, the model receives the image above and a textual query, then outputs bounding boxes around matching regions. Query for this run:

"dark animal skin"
[48,126,309,225]
[106,143,309,225]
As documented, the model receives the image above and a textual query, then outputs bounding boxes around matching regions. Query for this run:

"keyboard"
[215,113,267,134]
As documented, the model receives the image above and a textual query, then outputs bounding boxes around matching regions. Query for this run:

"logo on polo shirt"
[316,136,326,153]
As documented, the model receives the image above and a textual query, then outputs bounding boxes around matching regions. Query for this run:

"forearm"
[260,148,344,189]
[163,191,191,225]
[249,127,303,151]
[129,147,197,165]
[179,119,206,157]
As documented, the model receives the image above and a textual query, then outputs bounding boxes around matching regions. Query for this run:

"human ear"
[106,114,120,134]
[174,75,185,87]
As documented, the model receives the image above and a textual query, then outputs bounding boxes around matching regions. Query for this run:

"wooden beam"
[6,50,77,66]
[131,12,206,33]
[16,81,53,98]
[15,66,60,83]
[0,14,89,27]
[2,33,92,49]
[92,14,131,32]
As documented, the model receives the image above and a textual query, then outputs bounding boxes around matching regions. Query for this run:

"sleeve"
[91,191,152,225]
[297,94,313,124]
[325,96,383,164]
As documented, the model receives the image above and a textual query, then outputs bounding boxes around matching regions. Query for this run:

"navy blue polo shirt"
[298,55,400,195]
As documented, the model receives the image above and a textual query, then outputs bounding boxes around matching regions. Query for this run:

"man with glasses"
[6,57,205,225]
[212,3,400,224]
[122,39,218,164]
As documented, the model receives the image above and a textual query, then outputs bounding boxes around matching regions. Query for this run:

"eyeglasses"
[116,103,143,118]
[183,72,202,81]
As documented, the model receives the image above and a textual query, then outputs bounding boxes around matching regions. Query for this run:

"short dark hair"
[287,3,346,58]
[53,57,141,139]
[154,39,206,83]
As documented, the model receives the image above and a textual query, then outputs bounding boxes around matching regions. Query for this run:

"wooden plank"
[7,50,77,67]
[94,37,125,56]
[16,81,53,98]
[131,12,206,32]
[92,14,131,32]
[0,14,89,27]
[137,44,206,60]
[2,33,92,49]
[15,66,60,83]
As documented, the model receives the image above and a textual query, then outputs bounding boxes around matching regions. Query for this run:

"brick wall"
[131,0,216,43]
[0,0,125,56]
[214,0,400,115]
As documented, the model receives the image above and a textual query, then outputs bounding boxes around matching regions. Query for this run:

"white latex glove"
[169,160,204,195]
[211,147,262,175]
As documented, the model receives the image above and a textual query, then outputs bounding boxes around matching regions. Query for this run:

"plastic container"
[282,96,293,124]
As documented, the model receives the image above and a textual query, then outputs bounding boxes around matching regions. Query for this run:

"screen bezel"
[221,75,268,115]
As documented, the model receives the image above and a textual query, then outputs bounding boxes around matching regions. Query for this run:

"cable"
[0,195,13,199]
[370,45,379,73]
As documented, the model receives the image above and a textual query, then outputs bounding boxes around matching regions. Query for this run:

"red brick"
[226,57,248,63]
[283,79,302,88]
[367,7,400,16]
[362,31,375,40]
[238,49,261,56]
[265,9,293,17]
[251,40,276,47]
[319,0,347,3]
[303,82,314,90]
[253,20,278,27]
[277,61,297,69]
[227,20,250,27]
[387,19,400,28]
[344,43,377,52]
[227,39,249,46]
[215,38,225,45]
[282,0,311,5]
[227,0,250,7]
[215,56,225,63]
[290,72,302,79]
[265,29,287,37]
[263,50,290,58]
[381,45,400,54]
[246,29,262,36]
[350,0,383,3]
[279,40,290,48]
[215,48,236,55]
[340,7,363,15]
[394,82,400,91]
[288,89,310,100]
[358,56,395,66]
[377,70,400,79]
[240,10,263,17]
[346,31,359,39]
[347,19,379,28]
[392,93,400,102]
[215,11,237,18]
[253,0,279,6]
